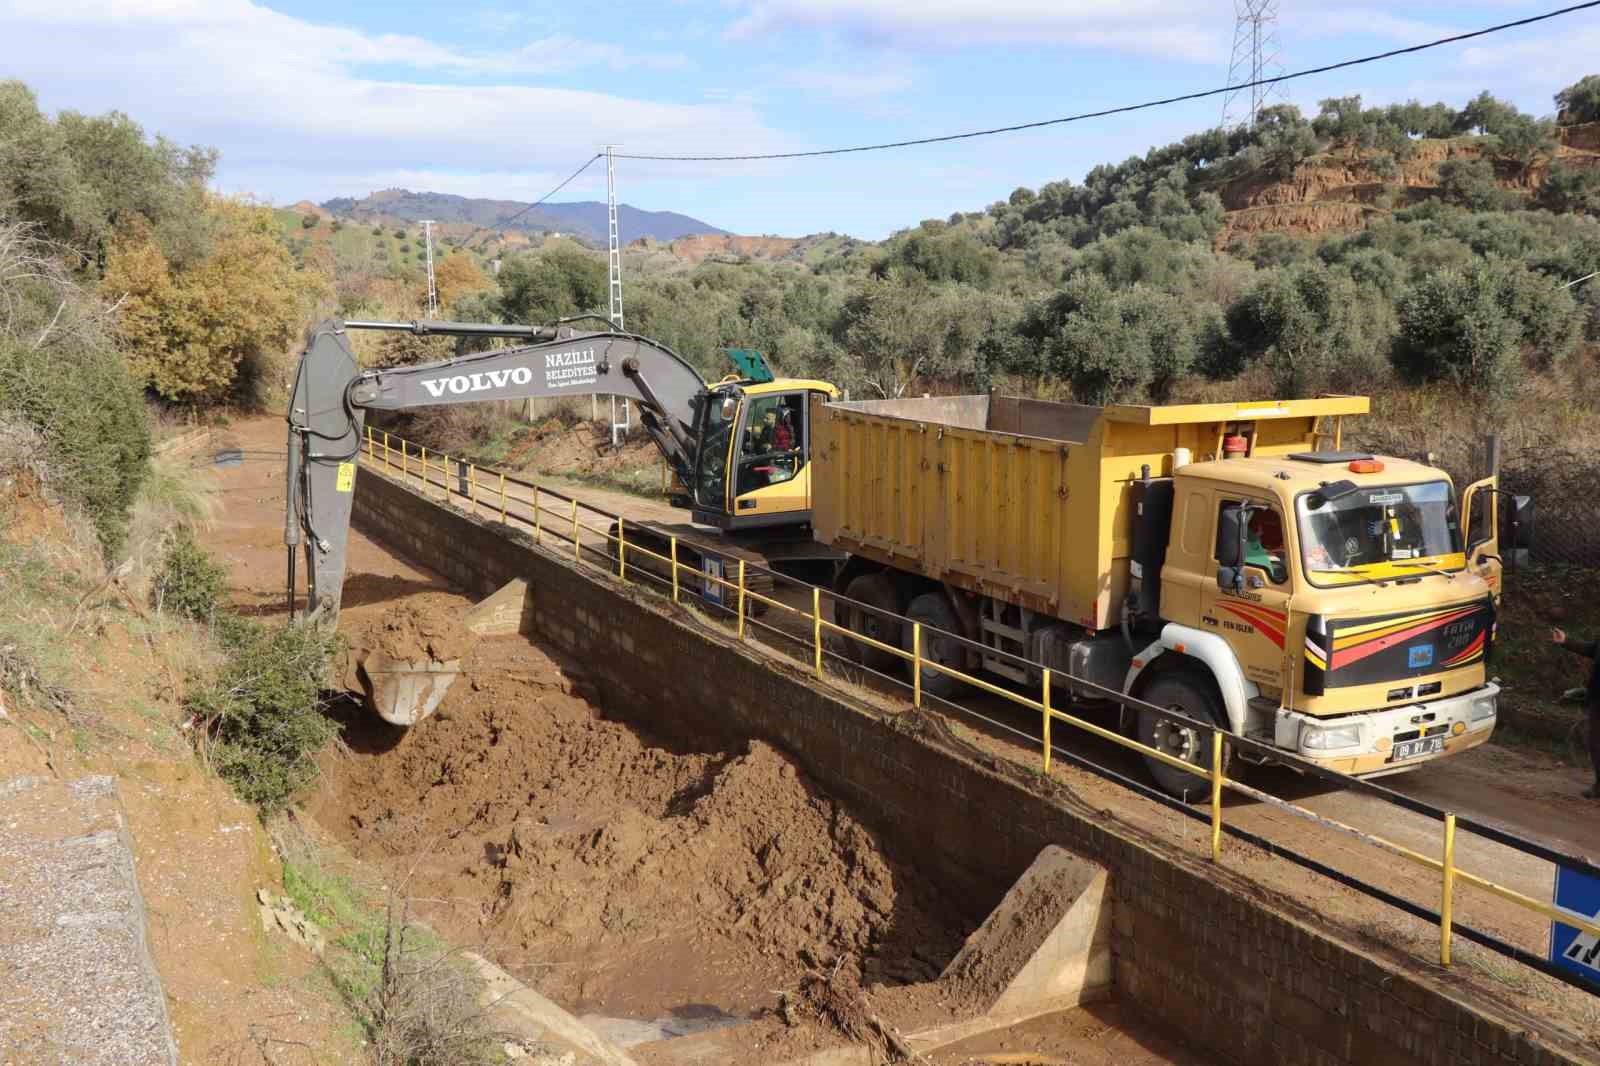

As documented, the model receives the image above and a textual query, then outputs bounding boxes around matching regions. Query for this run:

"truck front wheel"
[904,592,966,700]
[1136,674,1232,800]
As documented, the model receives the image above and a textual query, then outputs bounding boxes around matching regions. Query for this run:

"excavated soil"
[309,630,969,1023]
[345,592,471,662]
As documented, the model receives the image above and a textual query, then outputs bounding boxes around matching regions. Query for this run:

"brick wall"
[351,466,1592,1066]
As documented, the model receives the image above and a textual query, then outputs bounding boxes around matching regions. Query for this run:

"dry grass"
[278,835,503,1066]
[121,450,220,601]
[1355,917,1600,1044]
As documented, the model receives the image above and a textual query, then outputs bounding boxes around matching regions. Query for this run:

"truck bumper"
[1280,683,1499,777]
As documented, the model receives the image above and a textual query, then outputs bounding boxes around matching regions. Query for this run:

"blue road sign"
[1550,863,1600,987]
[701,555,725,606]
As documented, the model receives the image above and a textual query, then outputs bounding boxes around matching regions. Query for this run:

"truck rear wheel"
[904,592,966,700]
[1136,674,1232,800]
[843,573,904,674]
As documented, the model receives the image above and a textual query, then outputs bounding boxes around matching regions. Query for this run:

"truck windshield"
[693,392,736,509]
[1296,480,1464,586]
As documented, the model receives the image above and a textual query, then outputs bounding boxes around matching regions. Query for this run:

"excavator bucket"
[348,646,463,727]
[344,578,531,727]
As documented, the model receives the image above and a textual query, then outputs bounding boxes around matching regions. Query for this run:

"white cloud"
[725,0,1226,62]
[0,0,789,202]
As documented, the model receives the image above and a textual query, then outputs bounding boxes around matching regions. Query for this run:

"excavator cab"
[690,378,839,532]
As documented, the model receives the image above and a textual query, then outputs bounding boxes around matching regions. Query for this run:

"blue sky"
[3,1,1598,238]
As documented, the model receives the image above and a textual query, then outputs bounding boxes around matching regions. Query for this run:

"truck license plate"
[1390,736,1445,763]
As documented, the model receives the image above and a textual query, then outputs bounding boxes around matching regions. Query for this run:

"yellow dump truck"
[811,394,1531,794]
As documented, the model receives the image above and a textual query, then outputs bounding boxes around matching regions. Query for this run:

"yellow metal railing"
[359,426,1600,976]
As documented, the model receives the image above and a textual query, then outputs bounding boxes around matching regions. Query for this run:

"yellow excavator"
[283,317,838,721]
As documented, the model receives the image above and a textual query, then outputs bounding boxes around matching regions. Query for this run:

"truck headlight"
[1471,696,1496,723]
[1302,723,1362,751]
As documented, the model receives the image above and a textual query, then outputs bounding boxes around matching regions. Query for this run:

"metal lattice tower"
[603,146,624,330]
[1220,0,1285,129]
[602,146,628,443]
[420,220,439,318]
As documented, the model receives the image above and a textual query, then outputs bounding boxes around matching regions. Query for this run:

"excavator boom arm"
[286,318,713,622]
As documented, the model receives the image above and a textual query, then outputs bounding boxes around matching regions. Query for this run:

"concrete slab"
[909,844,1111,1049]
[466,952,638,1066]
[0,775,178,1066]
[464,577,534,637]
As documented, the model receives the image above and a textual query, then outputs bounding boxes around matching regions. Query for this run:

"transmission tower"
[1220,0,1286,129]
[420,220,439,318]
[601,146,629,443]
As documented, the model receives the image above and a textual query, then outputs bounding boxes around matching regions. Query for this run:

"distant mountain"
[319,188,729,245]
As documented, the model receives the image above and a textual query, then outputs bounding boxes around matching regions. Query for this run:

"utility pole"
[1220,0,1285,130]
[420,219,439,318]
[602,145,628,445]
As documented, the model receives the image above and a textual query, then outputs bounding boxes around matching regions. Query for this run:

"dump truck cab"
[689,376,840,532]
[1154,450,1504,776]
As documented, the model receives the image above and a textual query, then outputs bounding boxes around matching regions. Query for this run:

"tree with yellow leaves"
[104,196,326,403]
[431,250,493,312]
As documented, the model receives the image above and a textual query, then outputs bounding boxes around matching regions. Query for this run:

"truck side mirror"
[1216,505,1246,568]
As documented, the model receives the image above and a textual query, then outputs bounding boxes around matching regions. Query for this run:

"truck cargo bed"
[810,393,1365,631]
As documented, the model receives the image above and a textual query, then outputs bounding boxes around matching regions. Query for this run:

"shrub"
[1536,162,1600,215]
[300,215,317,229]
[1392,262,1524,400]
[1437,159,1514,211]
[153,527,227,622]
[371,226,383,236]
[187,617,339,815]
[0,337,151,557]
[1021,276,1205,404]
[1214,264,1394,396]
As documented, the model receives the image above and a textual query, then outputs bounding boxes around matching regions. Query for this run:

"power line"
[616,1,1600,162]
[462,152,604,251]
[497,153,604,227]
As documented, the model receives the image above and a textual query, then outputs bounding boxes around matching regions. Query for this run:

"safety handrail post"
[420,447,427,490]
[670,537,680,603]
[400,439,407,477]
[912,623,923,708]
[617,521,627,580]
[532,485,541,543]
[1210,731,1225,861]
[499,472,508,522]
[737,560,747,639]
[1042,668,1052,776]
[572,499,581,563]
[383,431,391,470]
[469,464,478,515]
[365,425,373,460]
[1441,812,1457,965]
[812,588,823,679]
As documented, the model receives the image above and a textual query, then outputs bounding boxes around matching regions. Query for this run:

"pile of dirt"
[310,635,966,1017]
[348,593,470,663]
[503,420,662,483]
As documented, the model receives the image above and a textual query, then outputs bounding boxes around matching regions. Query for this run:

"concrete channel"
[345,461,1598,1066]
